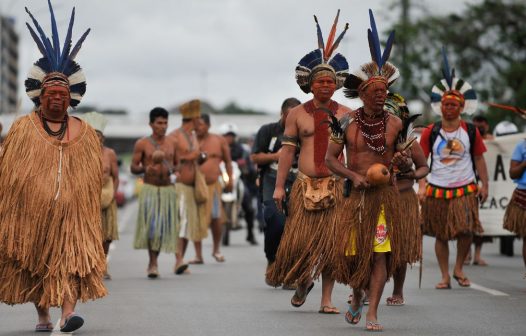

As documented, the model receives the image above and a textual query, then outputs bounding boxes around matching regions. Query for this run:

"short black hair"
[201,114,211,126]
[473,115,488,123]
[281,97,301,113]
[149,107,168,123]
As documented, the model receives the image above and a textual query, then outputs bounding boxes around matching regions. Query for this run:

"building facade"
[0,16,18,115]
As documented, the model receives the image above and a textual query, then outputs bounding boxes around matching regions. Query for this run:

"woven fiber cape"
[0,113,106,307]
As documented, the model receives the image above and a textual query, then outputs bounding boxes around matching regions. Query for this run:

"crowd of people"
[0,2,525,334]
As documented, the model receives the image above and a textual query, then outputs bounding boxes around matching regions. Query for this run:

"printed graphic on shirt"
[436,137,466,166]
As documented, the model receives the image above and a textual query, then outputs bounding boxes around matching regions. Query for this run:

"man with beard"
[268,11,351,315]
[131,107,178,278]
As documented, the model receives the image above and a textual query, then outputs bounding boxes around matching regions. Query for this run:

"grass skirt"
[422,192,482,241]
[398,188,421,264]
[330,185,402,289]
[503,189,526,237]
[199,180,225,227]
[134,183,178,253]
[176,183,207,241]
[267,176,342,287]
[102,199,119,241]
[0,113,106,307]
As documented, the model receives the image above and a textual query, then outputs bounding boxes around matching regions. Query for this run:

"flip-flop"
[60,313,84,333]
[188,259,204,265]
[345,299,364,325]
[318,306,340,314]
[453,274,471,287]
[174,263,189,275]
[365,320,383,332]
[35,322,53,332]
[435,282,451,289]
[386,296,405,306]
[290,282,314,307]
[212,253,225,263]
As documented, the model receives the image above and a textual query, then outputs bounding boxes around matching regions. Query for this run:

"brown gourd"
[366,163,390,186]
[152,150,165,164]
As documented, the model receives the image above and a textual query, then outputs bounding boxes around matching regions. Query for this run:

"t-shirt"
[511,139,526,190]
[252,121,298,174]
[420,121,487,188]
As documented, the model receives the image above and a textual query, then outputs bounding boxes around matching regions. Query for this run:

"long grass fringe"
[0,113,106,307]
[134,184,178,252]
[421,192,482,241]
[503,189,526,237]
[176,183,207,241]
[101,199,119,241]
[398,188,421,265]
[329,185,403,289]
[267,177,343,287]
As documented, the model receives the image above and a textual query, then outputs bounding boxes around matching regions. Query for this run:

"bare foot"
[365,320,383,332]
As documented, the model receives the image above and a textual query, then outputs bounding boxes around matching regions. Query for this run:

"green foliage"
[388,0,526,128]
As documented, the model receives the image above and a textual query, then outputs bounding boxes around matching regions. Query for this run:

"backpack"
[428,121,478,180]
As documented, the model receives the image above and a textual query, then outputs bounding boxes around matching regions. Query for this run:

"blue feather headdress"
[430,47,477,115]
[24,0,90,108]
[344,9,399,98]
[295,10,349,94]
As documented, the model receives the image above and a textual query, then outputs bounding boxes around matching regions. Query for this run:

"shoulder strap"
[179,127,195,150]
[428,122,442,173]
[465,122,478,181]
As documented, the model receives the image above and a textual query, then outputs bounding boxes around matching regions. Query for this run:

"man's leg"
[242,190,257,245]
[473,236,488,265]
[192,240,204,263]
[388,264,407,304]
[365,253,387,331]
[263,200,285,264]
[175,237,188,267]
[319,272,338,312]
[103,240,111,255]
[435,238,450,287]
[35,304,51,325]
[453,234,472,284]
[60,298,77,327]
[210,218,223,257]
[346,287,364,324]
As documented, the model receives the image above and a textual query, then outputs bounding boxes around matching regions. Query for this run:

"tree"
[387,0,526,127]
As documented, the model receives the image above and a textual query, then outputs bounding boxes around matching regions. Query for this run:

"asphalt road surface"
[1,200,525,336]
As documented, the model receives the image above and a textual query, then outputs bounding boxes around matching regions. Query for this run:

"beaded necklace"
[356,107,389,155]
[39,109,69,140]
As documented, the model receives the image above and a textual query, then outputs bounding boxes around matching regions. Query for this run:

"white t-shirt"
[427,127,475,188]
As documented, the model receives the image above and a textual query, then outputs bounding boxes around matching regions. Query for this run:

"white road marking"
[470,283,509,296]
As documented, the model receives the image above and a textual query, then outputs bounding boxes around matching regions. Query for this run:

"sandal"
[212,253,225,263]
[453,274,471,287]
[291,282,314,307]
[386,296,405,306]
[174,263,189,275]
[35,322,53,332]
[60,313,84,333]
[345,298,364,325]
[318,305,340,314]
[365,320,383,332]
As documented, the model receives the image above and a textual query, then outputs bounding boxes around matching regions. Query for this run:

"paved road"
[1,200,525,336]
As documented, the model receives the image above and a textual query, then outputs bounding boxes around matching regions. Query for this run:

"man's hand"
[417,186,426,203]
[273,186,286,213]
[351,173,370,190]
[477,184,489,204]
[397,169,415,180]
[392,151,413,172]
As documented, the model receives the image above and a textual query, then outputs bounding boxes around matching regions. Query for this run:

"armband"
[282,135,299,147]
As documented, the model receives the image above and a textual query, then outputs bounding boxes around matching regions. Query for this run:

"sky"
[2,0,480,118]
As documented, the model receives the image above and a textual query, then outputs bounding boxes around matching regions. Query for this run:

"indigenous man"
[0,2,104,332]
[131,107,178,278]
[170,99,204,273]
[383,94,429,306]
[503,138,526,275]
[325,10,410,331]
[192,114,233,264]
[251,97,301,286]
[83,112,120,280]
[418,49,489,290]
[268,11,351,314]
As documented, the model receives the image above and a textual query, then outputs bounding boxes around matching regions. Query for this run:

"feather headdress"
[343,9,399,98]
[295,10,349,94]
[384,93,421,149]
[430,47,477,115]
[24,0,91,108]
